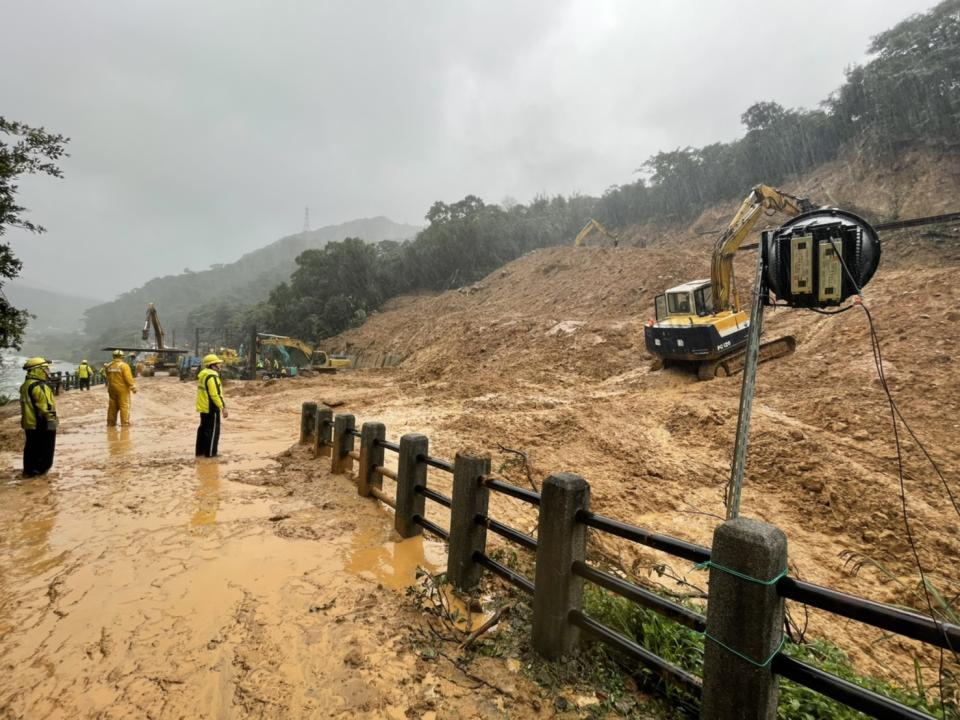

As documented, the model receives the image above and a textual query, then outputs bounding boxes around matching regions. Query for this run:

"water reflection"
[346,528,441,590]
[106,426,131,457]
[191,460,221,528]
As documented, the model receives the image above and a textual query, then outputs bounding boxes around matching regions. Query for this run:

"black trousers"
[79,377,91,390]
[196,411,221,457]
[23,429,56,476]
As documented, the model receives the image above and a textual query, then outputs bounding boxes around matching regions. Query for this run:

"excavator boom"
[709,185,813,313]
[573,218,619,247]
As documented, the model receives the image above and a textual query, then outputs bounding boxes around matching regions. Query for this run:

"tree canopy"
[0,117,69,349]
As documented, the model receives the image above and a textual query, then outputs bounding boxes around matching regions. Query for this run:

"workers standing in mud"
[196,353,228,457]
[19,357,59,477]
[106,349,137,426]
[75,359,94,390]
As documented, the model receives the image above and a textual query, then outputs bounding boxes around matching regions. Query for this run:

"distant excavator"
[644,185,814,380]
[137,303,187,376]
[573,218,619,247]
[257,334,351,375]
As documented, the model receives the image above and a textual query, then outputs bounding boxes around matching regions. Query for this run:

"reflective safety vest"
[76,362,93,379]
[20,374,57,430]
[196,368,225,413]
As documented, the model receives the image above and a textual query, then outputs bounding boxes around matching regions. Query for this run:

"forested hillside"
[80,216,419,356]
[214,1,959,349]
[77,1,959,359]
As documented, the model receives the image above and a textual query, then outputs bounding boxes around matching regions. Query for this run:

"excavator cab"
[654,280,714,323]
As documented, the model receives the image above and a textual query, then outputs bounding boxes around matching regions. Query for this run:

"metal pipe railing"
[413,514,449,540]
[473,552,534,594]
[569,610,703,697]
[577,510,711,564]
[778,577,960,652]
[573,561,706,632]
[773,654,934,720]
[415,485,452,509]
[476,515,537,551]
[482,476,541,506]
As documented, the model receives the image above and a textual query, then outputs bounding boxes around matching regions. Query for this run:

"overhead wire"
[825,235,958,715]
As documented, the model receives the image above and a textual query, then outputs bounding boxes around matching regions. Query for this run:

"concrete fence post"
[701,518,787,720]
[532,472,590,660]
[314,407,333,458]
[446,452,492,591]
[300,401,318,444]
[331,414,356,475]
[357,422,386,497]
[394,434,428,538]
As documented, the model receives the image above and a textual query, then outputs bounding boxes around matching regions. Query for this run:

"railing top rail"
[346,428,362,438]
[375,438,400,453]
[577,510,711,565]
[778,576,960,652]
[481,476,541,506]
[417,453,453,474]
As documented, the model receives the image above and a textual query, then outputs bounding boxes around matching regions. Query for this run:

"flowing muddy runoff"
[0,378,547,719]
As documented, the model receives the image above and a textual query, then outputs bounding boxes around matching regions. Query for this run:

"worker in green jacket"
[20,357,59,477]
[196,353,228,457]
[76,359,94,391]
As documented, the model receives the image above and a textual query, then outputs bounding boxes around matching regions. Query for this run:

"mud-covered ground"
[3,147,959,717]
[1,379,590,719]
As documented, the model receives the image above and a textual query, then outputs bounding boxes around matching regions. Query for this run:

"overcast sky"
[2,0,934,300]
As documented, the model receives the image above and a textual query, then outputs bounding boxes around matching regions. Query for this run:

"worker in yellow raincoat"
[20,357,59,476]
[75,359,94,391]
[106,349,137,426]
[196,354,228,457]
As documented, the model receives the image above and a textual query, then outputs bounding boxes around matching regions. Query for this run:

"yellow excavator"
[573,218,619,247]
[257,334,351,374]
[644,185,814,380]
[139,303,186,376]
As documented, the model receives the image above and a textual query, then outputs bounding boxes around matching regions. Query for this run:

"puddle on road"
[346,526,445,590]
[0,381,467,718]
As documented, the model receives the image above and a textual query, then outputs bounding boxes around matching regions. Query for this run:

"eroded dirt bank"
[0,379,569,719]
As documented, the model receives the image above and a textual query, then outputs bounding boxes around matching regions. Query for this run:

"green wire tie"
[690,561,790,666]
[699,632,786,668]
[692,560,789,586]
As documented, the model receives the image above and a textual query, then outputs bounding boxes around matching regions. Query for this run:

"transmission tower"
[302,206,311,233]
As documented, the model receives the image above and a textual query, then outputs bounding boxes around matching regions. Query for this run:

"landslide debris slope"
[323,146,960,682]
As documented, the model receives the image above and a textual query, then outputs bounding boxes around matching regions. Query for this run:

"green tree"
[0,117,68,349]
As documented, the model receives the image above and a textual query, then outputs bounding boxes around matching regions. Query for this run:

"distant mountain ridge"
[82,216,421,348]
[6,283,102,335]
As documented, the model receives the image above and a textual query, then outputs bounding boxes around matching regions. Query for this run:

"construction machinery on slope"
[256,334,351,375]
[644,185,814,380]
[573,218,619,247]
[140,303,182,376]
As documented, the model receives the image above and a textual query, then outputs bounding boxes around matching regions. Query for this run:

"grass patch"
[583,584,958,719]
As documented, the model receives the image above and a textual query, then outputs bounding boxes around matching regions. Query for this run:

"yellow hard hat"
[113,349,123,357]
[202,353,223,367]
[82,359,88,363]
[22,356,50,370]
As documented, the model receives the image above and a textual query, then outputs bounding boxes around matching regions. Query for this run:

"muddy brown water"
[0,378,472,719]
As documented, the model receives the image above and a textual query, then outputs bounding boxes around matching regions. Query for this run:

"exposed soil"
[2,145,959,717]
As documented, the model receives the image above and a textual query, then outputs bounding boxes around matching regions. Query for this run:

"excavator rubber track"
[697,335,796,381]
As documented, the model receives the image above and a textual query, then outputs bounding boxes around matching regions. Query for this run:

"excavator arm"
[709,185,813,313]
[257,334,314,366]
[142,303,165,350]
[574,218,619,247]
